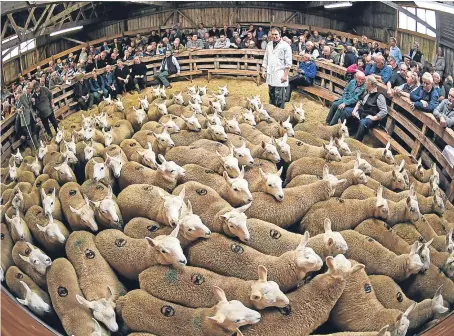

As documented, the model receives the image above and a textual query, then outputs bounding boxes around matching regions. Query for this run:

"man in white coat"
[261,27,292,108]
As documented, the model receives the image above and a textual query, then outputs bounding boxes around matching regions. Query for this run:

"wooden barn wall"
[397,29,437,66]
[127,7,347,32]
[354,2,396,42]
[439,12,454,77]
[86,21,125,41]
[441,45,454,77]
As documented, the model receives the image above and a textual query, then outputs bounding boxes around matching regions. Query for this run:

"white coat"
[262,40,293,87]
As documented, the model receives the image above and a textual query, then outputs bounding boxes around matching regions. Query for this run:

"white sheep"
[5,207,32,243]
[12,241,52,288]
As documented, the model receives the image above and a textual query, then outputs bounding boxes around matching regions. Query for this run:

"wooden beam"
[24,7,36,31]
[163,11,175,25]
[6,14,23,40]
[381,1,436,33]
[283,11,298,24]
[177,10,196,27]
[39,4,56,35]
[42,2,89,30]
[62,36,86,45]
[1,17,9,39]
[33,4,51,31]
[128,1,175,8]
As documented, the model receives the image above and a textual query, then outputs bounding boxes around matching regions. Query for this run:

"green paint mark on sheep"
[73,238,86,248]
[165,268,179,283]
[192,313,202,330]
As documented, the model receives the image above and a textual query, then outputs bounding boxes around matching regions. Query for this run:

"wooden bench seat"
[299,85,340,102]
[146,70,203,83]
[208,69,261,85]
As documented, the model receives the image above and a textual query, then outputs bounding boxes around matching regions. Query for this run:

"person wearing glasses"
[365,54,392,84]
[261,27,292,108]
[386,63,408,96]
[433,88,454,128]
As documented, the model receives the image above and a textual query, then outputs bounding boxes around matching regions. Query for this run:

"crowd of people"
[1,23,452,148]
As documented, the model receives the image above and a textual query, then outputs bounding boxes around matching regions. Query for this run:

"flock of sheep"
[1,81,454,336]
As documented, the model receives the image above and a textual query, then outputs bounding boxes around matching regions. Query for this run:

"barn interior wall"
[353,1,396,42]
[439,12,454,76]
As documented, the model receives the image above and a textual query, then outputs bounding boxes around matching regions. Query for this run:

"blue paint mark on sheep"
[192,313,202,330]
[165,268,179,284]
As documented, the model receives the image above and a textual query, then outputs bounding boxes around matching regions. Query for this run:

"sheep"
[300,185,389,235]
[165,145,241,178]
[4,207,33,243]
[190,139,254,167]
[369,162,408,191]
[75,140,105,163]
[10,148,24,166]
[140,264,289,310]
[43,157,76,184]
[117,184,185,225]
[47,258,108,336]
[60,182,98,232]
[244,179,335,228]
[170,125,229,147]
[21,156,42,177]
[149,99,170,121]
[241,256,365,336]
[370,275,449,330]
[286,164,368,198]
[139,95,149,111]
[40,186,63,221]
[410,160,438,183]
[181,164,252,207]
[12,241,51,289]
[1,224,15,282]
[279,135,343,163]
[329,260,417,336]
[142,116,183,134]
[24,207,68,255]
[295,118,349,140]
[75,125,105,144]
[254,167,285,201]
[424,213,454,236]
[411,175,439,197]
[104,150,125,179]
[346,139,395,164]
[37,140,59,161]
[126,106,149,132]
[152,85,167,99]
[109,119,134,145]
[311,327,391,336]
[255,117,295,139]
[101,127,113,147]
[226,134,281,163]
[79,182,123,230]
[222,115,241,135]
[187,232,323,292]
[340,230,423,281]
[6,161,35,184]
[181,112,203,132]
[85,157,115,187]
[5,266,52,317]
[124,203,211,247]
[116,287,261,336]
[95,226,186,280]
[66,231,127,332]
[133,128,175,156]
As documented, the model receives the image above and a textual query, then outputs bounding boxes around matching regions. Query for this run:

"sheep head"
[155,100,168,115]
[9,161,17,181]
[220,203,251,242]
[217,85,229,96]
[274,135,291,163]
[446,229,454,255]
[428,175,440,196]
[12,149,24,165]
[247,96,261,111]
[187,86,197,95]
[105,152,123,178]
[91,318,110,336]
[41,187,56,217]
[323,218,348,255]
[133,106,147,125]
[188,101,202,115]
[352,159,368,185]
[223,167,253,206]
[294,232,323,281]
[190,93,203,105]
[208,124,228,142]
[181,113,202,132]
[382,142,395,164]
[19,242,52,275]
[355,152,372,174]
[259,167,284,201]
[321,164,347,196]
[256,106,271,123]
[242,109,256,126]
[158,187,185,227]
[55,127,64,144]
[11,188,24,209]
[178,200,211,240]
[38,140,48,160]
[89,186,120,225]
[432,286,449,314]
[114,98,124,112]
[36,214,66,244]
[81,114,94,129]
[157,154,185,179]
[326,255,364,279]
[16,281,51,315]
[405,183,421,222]
[145,224,187,267]
[223,115,241,135]
[95,112,109,130]
[292,102,306,123]
[432,189,445,215]
[337,119,349,138]
[280,116,295,137]
[443,253,454,278]
[102,128,113,147]
[391,161,408,191]
[197,85,207,96]
[209,100,223,114]
[214,94,226,109]
[159,116,180,134]
[26,156,42,176]
[92,160,107,182]
[62,146,78,165]
[204,111,222,126]
[388,302,416,336]
[173,92,184,105]
[230,140,254,167]
[76,286,118,332]
[216,150,240,178]
[323,140,342,162]
[5,208,25,240]
[406,242,424,276]
[334,135,352,156]
[209,286,261,332]
[69,195,98,232]
[250,265,289,310]
[136,142,157,168]
[152,127,175,150]
[103,94,113,105]
[417,238,432,273]
[139,96,149,111]
[374,185,389,220]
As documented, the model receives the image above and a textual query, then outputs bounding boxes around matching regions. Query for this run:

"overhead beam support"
[127,1,175,8]
[381,1,436,32]
[177,10,196,27]
[62,36,86,44]
[6,13,23,41]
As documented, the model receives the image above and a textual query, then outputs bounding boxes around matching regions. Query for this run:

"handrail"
[2,48,451,200]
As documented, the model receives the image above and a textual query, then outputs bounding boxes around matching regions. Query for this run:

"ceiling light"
[415,1,454,14]
[324,2,353,9]
[50,26,83,37]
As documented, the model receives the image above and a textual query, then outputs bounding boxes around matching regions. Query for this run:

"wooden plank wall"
[397,28,437,66]
[86,21,125,41]
[441,45,454,77]
[354,1,396,42]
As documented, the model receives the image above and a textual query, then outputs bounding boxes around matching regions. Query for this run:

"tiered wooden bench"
[208,69,261,85]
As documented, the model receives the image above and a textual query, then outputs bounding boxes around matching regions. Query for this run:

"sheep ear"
[36,223,47,232]
[69,205,80,215]
[425,238,434,248]
[76,294,93,309]
[223,171,231,183]
[377,325,390,336]
[106,185,113,199]
[40,187,46,200]
[323,164,329,179]
[351,263,365,273]
[186,200,193,215]
[410,241,419,254]
[236,202,252,213]
[259,168,266,180]
[106,286,114,302]
[239,166,245,179]
[16,297,28,306]
[257,265,268,282]
[399,160,405,172]
[385,141,390,150]
[157,189,168,200]
[404,302,417,317]
[324,218,332,232]
[212,286,228,303]
[4,213,11,224]
[325,256,335,271]
[19,254,30,263]
[145,236,158,247]
[276,166,283,178]
[297,231,310,250]
[208,314,225,324]
[178,186,185,200]
[83,194,90,206]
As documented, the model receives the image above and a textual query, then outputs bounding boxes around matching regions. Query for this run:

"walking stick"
[17,107,38,151]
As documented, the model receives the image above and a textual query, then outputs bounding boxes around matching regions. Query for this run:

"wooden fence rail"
[1,48,452,201]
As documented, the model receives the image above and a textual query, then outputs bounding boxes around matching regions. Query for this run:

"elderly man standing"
[327,72,366,125]
[433,88,454,128]
[17,82,39,149]
[339,75,388,141]
[365,54,392,84]
[32,82,58,139]
[262,27,292,108]
[410,72,439,112]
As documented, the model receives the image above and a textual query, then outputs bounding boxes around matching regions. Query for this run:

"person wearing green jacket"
[327,72,366,125]
[33,82,58,138]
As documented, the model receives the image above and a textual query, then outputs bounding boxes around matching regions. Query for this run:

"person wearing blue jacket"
[89,71,108,103]
[365,55,392,84]
[410,72,439,113]
[286,53,316,102]
[102,64,117,99]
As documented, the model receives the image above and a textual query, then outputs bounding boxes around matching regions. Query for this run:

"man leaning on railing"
[433,88,454,129]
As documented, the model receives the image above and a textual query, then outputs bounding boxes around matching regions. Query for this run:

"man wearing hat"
[33,81,58,139]
[74,73,94,110]
[334,45,345,67]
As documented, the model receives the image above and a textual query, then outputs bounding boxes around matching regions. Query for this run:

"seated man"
[327,71,366,125]
[103,64,118,99]
[433,88,454,128]
[74,74,94,110]
[89,71,108,103]
[214,34,231,49]
[114,59,133,95]
[339,75,388,141]
[155,50,180,89]
[186,34,204,50]
[286,53,316,102]
[386,63,408,96]
[391,70,419,99]
[409,72,439,112]
[48,71,64,90]
[365,54,392,84]
[131,56,148,92]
